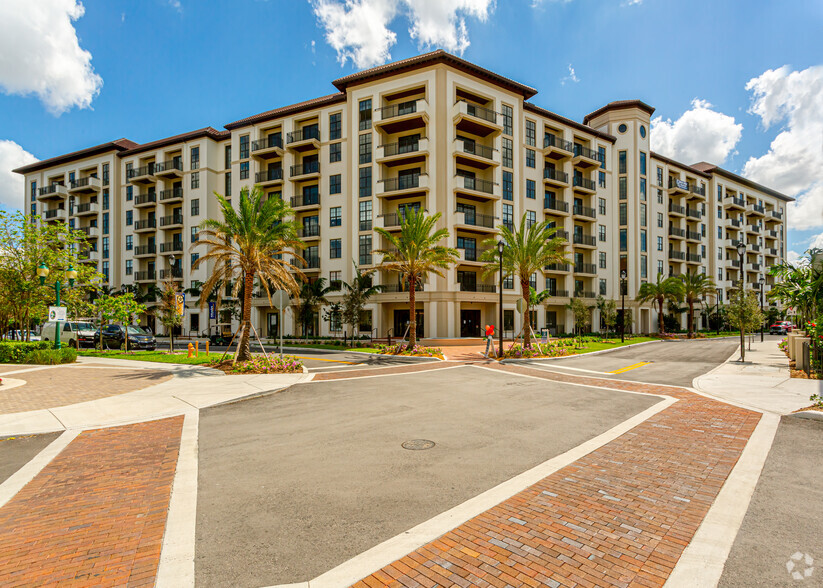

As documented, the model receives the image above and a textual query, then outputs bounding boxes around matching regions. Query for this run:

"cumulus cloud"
[651,99,743,165]
[0,140,38,210]
[309,0,495,68]
[786,250,804,265]
[742,65,823,231]
[0,0,102,115]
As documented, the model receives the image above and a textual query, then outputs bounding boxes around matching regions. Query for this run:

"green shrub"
[0,340,51,363]
[22,347,77,365]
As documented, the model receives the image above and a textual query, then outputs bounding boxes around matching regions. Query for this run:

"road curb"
[280,346,445,362]
[791,410,823,422]
[500,338,664,364]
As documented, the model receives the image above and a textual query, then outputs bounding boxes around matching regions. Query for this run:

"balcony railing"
[686,230,702,241]
[727,196,745,207]
[687,253,702,263]
[134,244,156,256]
[544,198,569,213]
[770,210,783,220]
[730,259,741,268]
[544,168,569,183]
[686,208,702,219]
[689,184,706,197]
[38,184,67,197]
[545,289,570,298]
[160,242,184,253]
[572,205,596,219]
[574,263,597,275]
[304,255,321,269]
[159,188,183,202]
[458,247,491,262]
[159,268,183,279]
[750,243,761,252]
[381,283,425,293]
[256,168,284,183]
[159,214,184,227]
[573,233,597,247]
[573,145,600,161]
[297,224,320,239]
[729,218,742,228]
[748,263,762,272]
[382,140,422,157]
[545,263,571,272]
[154,160,182,174]
[544,134,574,152]
[378,100,418,120]
[669,250,686,260]
[382,174,424,192]
[748,224,761,232]
[459,100,497,124]
[457,141,494,160]
[134,219,156,230]
[553,229,570,241]
[134,271,156,281]
[749,204,765,214]
[669,227,685,238]
[669,203,685,215]
[766,248,778,256]
[69,177,100,190]
[766,229,779,239]
[75,202,97,214]
[43,208,64,219]
[572,176,596,191]
[459,282,497,293]
[252,135,283,152]
[290,194,320,208]
[574,290,597,299]
[127,165,154,180]
[286,127,320,144]
[290,161,320,177]
[134,193,156,206]
[457,211,496,229]
[456,176,495,194]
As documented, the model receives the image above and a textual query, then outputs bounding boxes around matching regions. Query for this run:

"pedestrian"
[484,324,495,358]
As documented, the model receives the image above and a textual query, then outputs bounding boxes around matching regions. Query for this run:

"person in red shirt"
[484,324,495,358]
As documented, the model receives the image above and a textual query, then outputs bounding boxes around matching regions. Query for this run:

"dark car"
[94,325,156,350]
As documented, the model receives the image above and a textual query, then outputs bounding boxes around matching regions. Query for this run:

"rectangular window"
[658,260,664,276]
[126,235,133,250]
[598,198,606,215]
[191,227,199,243]
[657,188,663,204]
[619,228,627,252]
[600,279,607,296]
[102,189,109,210]
[503,275,514,290]
[239,135,249,159]
[330,206,342,227]
[191,172,200,189]
[503,171,513,201]
[358,234,372,265]
[191,146,200,170]
[191,198,200,216]
[502,203,513,230]
[330,142,341,163]
[640,255,647,279]
[102,163,109,186]
[125,259,133,276]
[329,112,341,140]
[640,203,647,227]
[619,150,627,174]
[359,200,372,231]
[598,224,606,242]
[329,174,341,194]
[225,171,231,197]
[525,119,536,146]
[598,146,606,169]
[502,137,513,168]
[330,238,342,259]
[657,212,663,227]
[599,251,607,269]
[526,148,535,168]
[359,133,372,165]
[526,210,536,228]
[717,185,723,202]
[359,99,372,131]
[502,104,513,136]
[640,229,647,252]
[657,167,664,186]
[640,178,646,201]
[30,181,36,201]
[359,167,371,198]
[102,261,109,282]
[619,177,627,199]
[191,252,199,267]
[103,212,109,235]
[598,171,606,188]
[102,237,110,259]
[619,202,628,225]
[718,246,723,261]
[240,161,249,180]
[640,152,647,176]
[225,145,232,169]
[526,179,535,199]
[126,210,133,226]
[657,236,663,251]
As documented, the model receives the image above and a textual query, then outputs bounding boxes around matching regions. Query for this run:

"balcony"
[37,184,68,202]
[572,175,596,194]
[729,259,741,269]
[726,195,745,210]
[74,202,99,217]
[765,229,779,239]
[290,194,321,211]
[377,213,405,230]
[378,137,429,165]
[286,127,320,152]
[573,233,597,248]
[159,242,184,255]
[668,177,689,195]
[746,263,762,272]
[724,238,742,249]
[128,165,157,185]
[572,204,597,220]
[250,168,283,189]
[686,253,702,264]
[459,282,497,293]
[77,225,99,239]
[454,210,497,233]
[159,214,184,229]
[573,263,597,276]
[553,229,570,241]
[68,176,101,195]
[454,175,497,200]
[297,224,321,241]
[134,193,157,208]
[668,227,685,239]
[42,208,67,222]
[303,255,321,272]
[687,183,706,199]
[457,247,490,265]
[749,243,761,253]
[378,173,429,197]
[543,134,574,160]
[134,218,157,233]
[543,167,569,188]
[770,209,783,221]
[134,244,156,258]
[728,217,742,228]
[380,283,424,294]
[453,100,502,137]
[574,290,597,299]
[668,203,685,217]
[747,203,765,217]
[765,247,779,257]
[747,224,761,234]
[668,249,686,261]
[571,145,601,169]
[134,271,156,283]
[289,161,320,181]
[376,99,429,134]
[686,207,702,219]
[453,139,498,168]
[544,263,572,273]
[545,289,570,298]
[543,198,570,215]
[686,230,702,242]
[154,159,183,179]
[159,267,183,280]
[159,188,183,204]
[251,135,284,159]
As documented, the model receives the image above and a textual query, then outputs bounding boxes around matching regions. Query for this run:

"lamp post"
[497,240,505,358]
[715,287,722,335]
[167,254,177,351]
[736,242,747,361]
[37,262,77,349]
[758,276,766,342]
[620,269,627,343]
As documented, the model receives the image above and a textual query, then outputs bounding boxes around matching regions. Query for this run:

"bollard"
[195,341,199,357]
[187,342,194,358]
[206,341,209,355]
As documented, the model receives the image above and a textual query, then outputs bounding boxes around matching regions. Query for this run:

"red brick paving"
[351,363,761,588]
[0,416,183,587]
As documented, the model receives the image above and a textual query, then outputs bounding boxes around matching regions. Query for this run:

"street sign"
[208,301,217,319]
[48,306,67,321]
[515,298,526,313]
[175,293,185,316]
[272,290,290,310]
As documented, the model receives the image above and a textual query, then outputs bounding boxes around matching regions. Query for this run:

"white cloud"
[309,0,494,68]
[742,65,823,231]
[651,99,743,165]
[0,140,38,210]
[786,250,804,265]
[560,63,579,85]
[168,0,182,12]
[0,0,102,115]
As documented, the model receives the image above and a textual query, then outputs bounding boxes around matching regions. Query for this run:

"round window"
[640,125,647,138]
[618,123,628,134]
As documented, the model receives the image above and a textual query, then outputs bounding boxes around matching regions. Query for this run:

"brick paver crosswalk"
[351,364,761,588]
[0,416,183,587]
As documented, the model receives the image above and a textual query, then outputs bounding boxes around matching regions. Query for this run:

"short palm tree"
[481,214,568,348]
[193,186,304,362]
[680,272,717,338]
[295,277,338,337]
[374,209,458,347]
[636,273,684,335]
[341,263,383,339]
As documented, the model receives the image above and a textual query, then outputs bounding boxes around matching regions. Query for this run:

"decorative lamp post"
[736,242,747,361]
[716,287,722,335]
[498,240,505,358]
[759,275,766,342]
[38,262,77,349]
[620,269,627,343]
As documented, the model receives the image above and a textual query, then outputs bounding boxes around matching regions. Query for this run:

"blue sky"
[1,0,821,260]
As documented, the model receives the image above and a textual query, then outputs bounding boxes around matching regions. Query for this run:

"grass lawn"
[559,337,659,355]
[78,349,226,365]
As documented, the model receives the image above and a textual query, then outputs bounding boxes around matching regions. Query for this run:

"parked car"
[41,321,97,348]
[5,330,40,342]
[94,325,156,350]
[769,321,794,335]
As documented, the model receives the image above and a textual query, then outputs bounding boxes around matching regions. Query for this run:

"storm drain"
[402,439,435,450]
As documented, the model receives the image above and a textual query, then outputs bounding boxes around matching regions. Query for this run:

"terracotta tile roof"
[224,93,347,130]
[332,50,538,99]
[12,139,138,175]
[523,102,616,143]
[650,151,712,178]
[690,161,794,202]
[118,127,229,157]
[583,100,656,125]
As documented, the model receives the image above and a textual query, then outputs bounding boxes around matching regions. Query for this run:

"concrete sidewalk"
[693,336,822,414]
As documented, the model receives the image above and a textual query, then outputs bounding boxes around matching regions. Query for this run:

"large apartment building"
[14,50,791,339]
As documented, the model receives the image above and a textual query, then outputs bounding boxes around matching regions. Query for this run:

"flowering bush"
[503,342,571,359]
[228,355,303,374]
[374,343,443,357]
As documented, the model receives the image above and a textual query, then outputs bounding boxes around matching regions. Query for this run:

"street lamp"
[38,262,77,349]
[715,287,722,336]
[736,242,747,361]
[620,269,627,343]
[497,240,505,358]
[758,275,766,342]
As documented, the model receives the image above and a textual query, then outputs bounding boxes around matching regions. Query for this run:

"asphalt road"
[278,348,437,373]
[0,432,60,485]
[528,338,742,387]
[194,365,660,587]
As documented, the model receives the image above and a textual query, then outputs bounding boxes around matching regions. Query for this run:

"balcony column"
[563,308,575,335]
[447,301,457,338]
[424,301,434,339]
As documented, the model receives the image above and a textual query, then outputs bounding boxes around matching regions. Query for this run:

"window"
[125,260,133,276]
[619,202,627,225]
[640,178,646,201]
[599,251,607,269]
[191,198,199,216]
[330,142,341,163]
[619,150,627,174]
[359,99,372,131]
[329,112,341,140]
[657,212,663,227]
[657,189,663,204]
[658,260,664,276]
[30,181,36,201]
[502,104,513,136]
[598,146,606,169]
[329,174,341,195]
[103,212,109,235]
[191,146,200,170]
[717,205,723,219]
[191,227,199,243]
[640,203,647,227]
[102,189,109,210]
[191,172,200,189]
[102,237,109,259]
[239,161,249,180]
[102,163,109,186]
[503,275,514,289]
[618,123,627,134]
[225,172,231,197]
[359,234,372,265]
[359,133,372,165]
[126,235,133,250]
[640,152,647,176]
[526,179,535,199]
[598,225,606,242]
[619,228,627,252]
[657,236,663,251]
[126,210,133,226]
[330,238,342,259]
[657,167,663,186]
[30,203,36,219]
[359,201,372,231]
[503,171,513,201]
[640,230,647,252]
[359,167,371,197]
[330,206,342,226]
[526,149,535,168]
[526,210,536,228]
[619,177,627,199]
[239,135,249,159]
[640,255,647,279]
[102,261,109,282]
[598,171,606,188]
[598,198,606,215]
[225,145,231,169]
[525,119,536,146]
[600,279,607,296]
[191,252,199,266]
[529,273,538,291]
[502,203,513,230]
[718,247,723,261]
[717,185,722,202]
[502,137,513,168]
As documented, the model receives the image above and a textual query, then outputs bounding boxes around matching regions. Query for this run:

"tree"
[567,298,591,338]
[294,278,338,338]
[95,293,146,352]
[636,273,684,335]
[322,302,342,337]
[375,209,458,348]
[728,287,764,362]
[596,296,617,337]
[680,272,717,338]
[193,186,304,362]
[342,263,383,339]
[481,214,568,348]
[156,278,184,352]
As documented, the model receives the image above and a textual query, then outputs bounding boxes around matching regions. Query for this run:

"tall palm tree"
[294,277,338,337]
[480,214,568,348]
[636,273,684,335]
[193,186,304,362]
[680,272,717,338]
[341,262,383,339]
[374,209,458,348]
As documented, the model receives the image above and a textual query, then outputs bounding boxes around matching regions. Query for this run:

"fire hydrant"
[187,342,194,358]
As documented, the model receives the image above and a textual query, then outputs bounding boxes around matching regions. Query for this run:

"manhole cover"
[402,439,435,450]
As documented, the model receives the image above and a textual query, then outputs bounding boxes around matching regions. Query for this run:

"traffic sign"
[515,298,526,313]
[208,301,217,319]
[175,293,185,316]
[48,306,67,321]
[271,290,290,310]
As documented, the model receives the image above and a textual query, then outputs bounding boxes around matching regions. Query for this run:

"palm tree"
[680,272,717,338]
[193,186,304,362]
[374,209,458,348]
[341,263,383,339]
[480,214,568,348]
[636,273,684,335]
[294,277,338,337]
